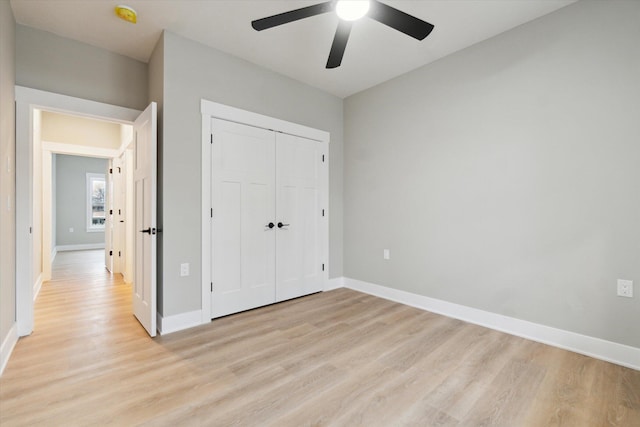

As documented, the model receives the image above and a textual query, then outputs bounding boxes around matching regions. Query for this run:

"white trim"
[0,324,18,377]
[157,310,204,335]
[41,150,52,282]
[15,86,141,337]
[51,247,57,263]
[201,99,331,324]
[325,276,346,291]
[56,243,106,252]
[201,113,211,324]
[41,142,115,283]
[15,95,33,336]
[201,100,330,143]
[33,273,43,301]
[15,86,141,124]
[342,277,640,371]
[42,141,119,159]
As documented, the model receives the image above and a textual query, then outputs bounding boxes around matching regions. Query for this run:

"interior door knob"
[277,222,290,228]
[266,222,275,229]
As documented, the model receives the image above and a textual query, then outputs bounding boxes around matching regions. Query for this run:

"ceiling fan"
[251,0,434,69]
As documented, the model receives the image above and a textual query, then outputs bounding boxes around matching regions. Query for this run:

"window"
[87,173,106,232]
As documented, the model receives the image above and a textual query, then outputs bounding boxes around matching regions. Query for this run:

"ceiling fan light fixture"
[335,0,370,21]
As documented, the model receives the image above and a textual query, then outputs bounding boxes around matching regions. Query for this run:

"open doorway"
[35,110,134,298]
[54,154,109,254]
[16,87,157,338]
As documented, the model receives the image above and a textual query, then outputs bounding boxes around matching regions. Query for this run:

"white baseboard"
[56,243,105,252]
[157,310,204,335]
[0,323,18,377]
[33,274,43,301]
[340,277,640,371]
[325,276,346,291]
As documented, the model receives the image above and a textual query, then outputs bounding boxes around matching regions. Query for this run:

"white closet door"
[211,119,276,318]
[275,133,323,302]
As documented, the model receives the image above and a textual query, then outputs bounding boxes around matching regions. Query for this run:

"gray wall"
[344,0,640,348]
[160,31,344,317]
[15,25,148,110]
[55,155,108,246]
[0,0,16,349]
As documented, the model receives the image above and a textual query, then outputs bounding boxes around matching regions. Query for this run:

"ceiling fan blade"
[252,1,334,31]
[368,0,434,40]
[326,20,352,69]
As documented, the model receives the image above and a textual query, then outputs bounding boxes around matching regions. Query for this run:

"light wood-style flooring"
[1,250,638,426]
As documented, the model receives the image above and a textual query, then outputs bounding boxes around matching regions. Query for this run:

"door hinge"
[322,263,325,271]
[109,209,113,215]
[322,209,325,217]
[210,208,213,218]
[210,134,213,144]
[322,154,325,163]
[109,168,113,174]
[109,250,113,256]
[118,209,121,215]
[118,251,121,257]
[211,282,213,292]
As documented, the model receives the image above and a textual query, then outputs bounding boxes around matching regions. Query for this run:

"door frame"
[200,100,330,323]
[42,141,119,286]
[15,86,140,336]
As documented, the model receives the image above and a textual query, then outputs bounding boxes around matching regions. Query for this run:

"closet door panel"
[211,119,276,318]
[218,181,241,293]
[244,182,272,289]
[276,133,322,302]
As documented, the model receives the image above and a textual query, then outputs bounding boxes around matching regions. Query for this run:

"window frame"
[86,172,106,232]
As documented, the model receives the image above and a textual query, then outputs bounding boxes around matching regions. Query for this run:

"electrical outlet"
[617,279,633,298]
[69,227,74,233]
[180,263,190,277]
[383,249,390,260]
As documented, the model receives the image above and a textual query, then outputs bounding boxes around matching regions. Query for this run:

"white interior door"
[275,133,323,301]
[133,102,157,336]
[105,159,114,272]
[124,148,134,283]
[211,118,276,318]
[112,155,125,274]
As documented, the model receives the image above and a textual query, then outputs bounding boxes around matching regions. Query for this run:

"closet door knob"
[266,222,275,229]
[277,222,290,229]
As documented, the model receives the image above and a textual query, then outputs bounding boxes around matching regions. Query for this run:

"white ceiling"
[10,0,577,98]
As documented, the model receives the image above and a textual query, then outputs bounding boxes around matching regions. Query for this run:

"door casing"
[15,86,141,337]
[201,100,330,323]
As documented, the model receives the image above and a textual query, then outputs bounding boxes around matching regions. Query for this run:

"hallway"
[31,249,137,338]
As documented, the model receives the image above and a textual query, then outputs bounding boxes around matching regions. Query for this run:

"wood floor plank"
[1,249,638,426]
[460,355,547,425]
